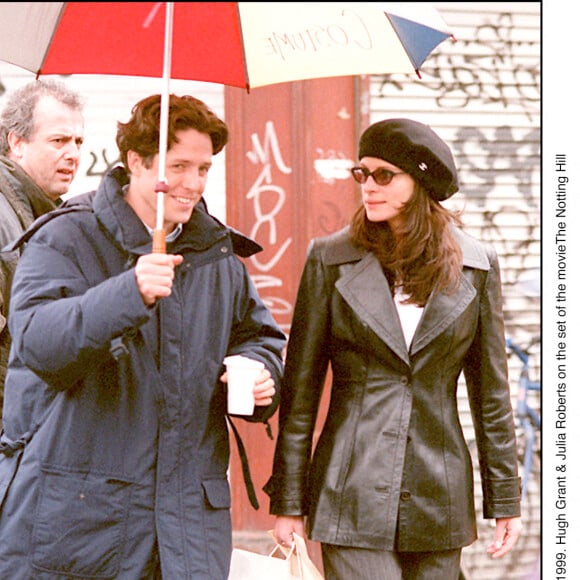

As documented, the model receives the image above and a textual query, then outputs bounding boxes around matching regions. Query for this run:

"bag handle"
[268,542,295,560]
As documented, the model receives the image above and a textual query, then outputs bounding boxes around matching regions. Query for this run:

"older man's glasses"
[350,166,406,186]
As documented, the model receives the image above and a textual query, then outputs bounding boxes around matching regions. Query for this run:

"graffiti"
[245,121,294,331]
[246,163,292,272]
[85,149,120,179]
[453,125,540,327]
[453,125,540,208]
[313,151,352,184]
[450,123,540,317]
[452,124,540,286]
[246,120,292,174]
[376,12,540,117]
[468,205,539,268]
[316,199,349,237]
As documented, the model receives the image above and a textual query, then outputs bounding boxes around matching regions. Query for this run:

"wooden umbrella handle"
[152,229,166,254]
[152,180,169,253]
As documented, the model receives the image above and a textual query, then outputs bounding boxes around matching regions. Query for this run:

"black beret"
[358,118,459,201]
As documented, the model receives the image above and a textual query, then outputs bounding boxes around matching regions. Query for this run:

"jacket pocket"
[202,477,231,509]
[31,467,132,579]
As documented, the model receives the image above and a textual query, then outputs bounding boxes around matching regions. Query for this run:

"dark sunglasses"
[350,166,406,186]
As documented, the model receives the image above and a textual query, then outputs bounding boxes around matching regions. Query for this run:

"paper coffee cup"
[224,355,264,415]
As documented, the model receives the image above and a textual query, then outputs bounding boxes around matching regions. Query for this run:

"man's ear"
[6,131,25,159]
[126,150,143,175]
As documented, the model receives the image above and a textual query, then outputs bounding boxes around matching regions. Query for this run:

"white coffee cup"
[224,355,264,415]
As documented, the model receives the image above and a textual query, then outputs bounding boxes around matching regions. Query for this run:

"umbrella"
[0,2,454,251]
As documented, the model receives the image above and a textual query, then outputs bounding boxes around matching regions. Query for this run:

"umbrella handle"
[152,181,169,253]
[152,229,166,254]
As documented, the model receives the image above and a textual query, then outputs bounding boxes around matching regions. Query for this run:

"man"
[0,93,285,579]
[0,79,85,421]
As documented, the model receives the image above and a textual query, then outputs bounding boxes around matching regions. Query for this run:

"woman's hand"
[487,516,522,558]
[273,515,305,547]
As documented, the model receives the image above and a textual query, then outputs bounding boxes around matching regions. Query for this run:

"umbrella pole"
[152,1,174,254]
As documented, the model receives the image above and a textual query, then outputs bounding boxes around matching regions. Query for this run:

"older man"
[0,79,85,425]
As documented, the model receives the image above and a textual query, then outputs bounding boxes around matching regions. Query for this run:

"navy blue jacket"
[0,166,286,579]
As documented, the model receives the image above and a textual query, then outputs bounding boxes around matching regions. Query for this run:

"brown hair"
[351,184,464,306]
[116,94,228,170]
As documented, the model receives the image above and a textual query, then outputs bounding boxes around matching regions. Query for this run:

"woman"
[264,119,522,579]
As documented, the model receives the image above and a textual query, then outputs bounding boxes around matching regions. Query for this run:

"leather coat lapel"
[410,227,492,354]
[337,260,478,364]
[326,225,491,365]
[336,253,410,365]
[410,274,476,355]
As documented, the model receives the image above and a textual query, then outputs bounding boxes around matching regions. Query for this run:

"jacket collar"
[0,155,57,220]
[5,166,263,258]
[324,225,486,364]
[92,166,262,257]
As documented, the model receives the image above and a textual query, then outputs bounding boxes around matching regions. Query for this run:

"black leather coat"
[265,225,520,551]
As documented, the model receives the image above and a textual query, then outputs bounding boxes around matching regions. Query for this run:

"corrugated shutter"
[368,4,540,579]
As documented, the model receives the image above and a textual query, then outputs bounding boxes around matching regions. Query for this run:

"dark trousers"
[321,543,463,580]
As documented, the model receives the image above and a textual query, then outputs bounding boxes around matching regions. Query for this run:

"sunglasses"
[350,166,406,186]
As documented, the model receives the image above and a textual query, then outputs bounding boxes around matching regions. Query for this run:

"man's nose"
[64,139,83,159]
[182,168,203,189]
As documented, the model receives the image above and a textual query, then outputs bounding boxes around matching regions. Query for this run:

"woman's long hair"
[351,184,464,306]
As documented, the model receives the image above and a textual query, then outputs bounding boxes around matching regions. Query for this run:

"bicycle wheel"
[459,439,540,580]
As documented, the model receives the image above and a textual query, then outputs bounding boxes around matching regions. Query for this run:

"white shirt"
[143,221,183,243]
[394,288,424,349]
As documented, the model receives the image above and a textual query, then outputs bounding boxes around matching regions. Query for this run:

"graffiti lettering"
[377,13,540,116]
[246,121,293,330]
[85,149,120,179]
[454,125,540,208]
